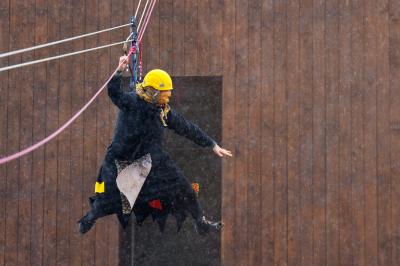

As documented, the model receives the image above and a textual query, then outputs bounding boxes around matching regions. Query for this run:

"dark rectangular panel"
[131,76,222,266]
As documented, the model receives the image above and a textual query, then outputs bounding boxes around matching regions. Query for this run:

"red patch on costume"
[148,199,162,210]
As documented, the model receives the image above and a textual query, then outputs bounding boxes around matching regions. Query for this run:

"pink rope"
[0,60,124,165]
[0,1,158,165]
[138,0,157,42]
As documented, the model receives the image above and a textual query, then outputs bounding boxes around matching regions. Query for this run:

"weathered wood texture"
[0,0,399,265]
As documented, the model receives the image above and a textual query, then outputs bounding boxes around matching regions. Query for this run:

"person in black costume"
[78,55,232,235]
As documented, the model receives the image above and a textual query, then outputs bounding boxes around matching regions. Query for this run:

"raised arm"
[107,56,137,111]
[167,108,216,148]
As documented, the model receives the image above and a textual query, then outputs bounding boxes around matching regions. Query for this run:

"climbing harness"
[0,0,158,165]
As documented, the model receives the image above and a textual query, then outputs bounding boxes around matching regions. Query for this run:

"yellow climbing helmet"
[142,69,173,91]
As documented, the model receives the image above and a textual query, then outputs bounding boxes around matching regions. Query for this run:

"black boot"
[195,216,224,235]
[78,211,97,234]
[78,193,122,234]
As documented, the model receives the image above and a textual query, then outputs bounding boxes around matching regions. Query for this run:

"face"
[157,90,172,105]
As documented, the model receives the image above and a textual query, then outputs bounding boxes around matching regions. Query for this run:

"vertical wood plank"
[312,0,327,265]
[376,0,392,264]
[172,0,185,76]
[229,0,248,265]
[184,0,198,75]
[0,0,9,264]
[338,0,353,264]
[273,0,288,265]
[31,1,47,265]
[69,0,85,265]
[350,0,365,264]
[248,0,262,265]
[260,0,275,264]
[221,0,236,264]
[4,1,22,264]
[325,0,340,265]
[43,0,60,264]
[209,0,223,75]
[234,0,249,264]
[389,0,400,263]
[108,2,126,265]
[57,0,73,264]
[363,0,378,264]
[286,0,301,264]
[299,0,314,264]
[95,0,111,265]
[17,1,35,265]
[159,0,173,73]
[82,0,98,264]
[197,0,209,75]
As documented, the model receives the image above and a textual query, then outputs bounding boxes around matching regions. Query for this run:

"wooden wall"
[1,0,400,265]
[221,0,400,265]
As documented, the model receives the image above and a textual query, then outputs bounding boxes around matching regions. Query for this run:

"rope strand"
[138,0,157,42]
[137,0,151,31]
[0,39,132,72]
[135,0,143,17]
[0,23,131,59]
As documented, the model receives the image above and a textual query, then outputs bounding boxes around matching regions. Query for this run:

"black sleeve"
[167,108,216,148]
[107,71,137,111]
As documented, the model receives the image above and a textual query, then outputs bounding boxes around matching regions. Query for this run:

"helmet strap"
[152,91,160,104]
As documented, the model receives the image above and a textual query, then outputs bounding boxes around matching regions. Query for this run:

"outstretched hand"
[213,144,233,158]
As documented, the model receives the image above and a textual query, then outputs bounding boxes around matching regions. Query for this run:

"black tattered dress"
[89,72,216,232]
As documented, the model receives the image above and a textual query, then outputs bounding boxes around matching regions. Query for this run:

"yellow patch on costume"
[95,181,105,193]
